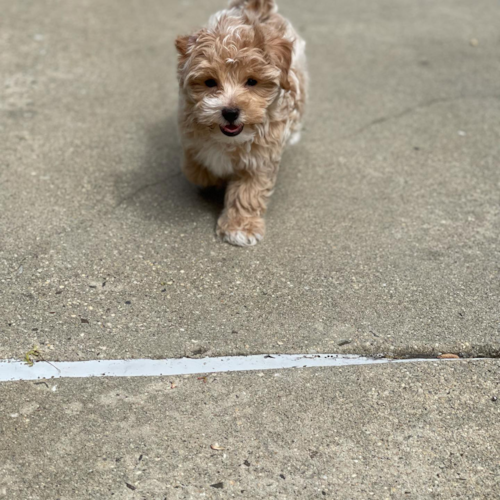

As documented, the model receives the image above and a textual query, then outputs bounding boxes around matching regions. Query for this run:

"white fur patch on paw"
[289,131,301,145]
[223,230,263,247]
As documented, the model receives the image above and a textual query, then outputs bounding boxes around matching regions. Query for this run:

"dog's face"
[176,14,292,141]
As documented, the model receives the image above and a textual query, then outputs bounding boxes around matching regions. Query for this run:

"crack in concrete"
[339,94,500,140]
[113,172,181,210]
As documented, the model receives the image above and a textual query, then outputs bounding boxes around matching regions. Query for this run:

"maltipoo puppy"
[175,0,307,246]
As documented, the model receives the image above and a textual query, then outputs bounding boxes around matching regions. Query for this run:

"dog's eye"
[204,79,217,88]
[246,78,257,87]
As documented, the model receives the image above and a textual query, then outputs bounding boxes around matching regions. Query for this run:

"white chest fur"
[194,141,235,178]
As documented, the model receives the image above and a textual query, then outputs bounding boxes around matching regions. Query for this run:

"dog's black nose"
[222,107,240,123]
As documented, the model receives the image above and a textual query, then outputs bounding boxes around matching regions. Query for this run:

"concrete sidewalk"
[1,0,500,498]
[1,0,499,361]
[2,362,499,499]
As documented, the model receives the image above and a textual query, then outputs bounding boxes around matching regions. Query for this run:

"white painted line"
[0,354,472,382]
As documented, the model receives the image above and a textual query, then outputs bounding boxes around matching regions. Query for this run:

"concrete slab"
[1,0,500,361]
[1,361,499,499]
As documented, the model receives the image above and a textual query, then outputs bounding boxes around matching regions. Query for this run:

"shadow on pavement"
[113,114,225,225]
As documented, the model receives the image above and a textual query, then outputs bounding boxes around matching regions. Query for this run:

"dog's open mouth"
[220,124,244,137]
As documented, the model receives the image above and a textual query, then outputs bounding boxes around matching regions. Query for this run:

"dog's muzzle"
[220,124,244,137]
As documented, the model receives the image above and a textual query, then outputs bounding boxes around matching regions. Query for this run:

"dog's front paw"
[216,216,265,247]
[221,229,264,247]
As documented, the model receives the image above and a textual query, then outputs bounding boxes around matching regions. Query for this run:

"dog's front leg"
[216,169,276,246]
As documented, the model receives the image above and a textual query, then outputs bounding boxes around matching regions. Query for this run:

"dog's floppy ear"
[175,35,189,57]
[175,35,198,84]
[267,35,293,90]
[229,0,277,22]
[175,34,200,68]
[175,34,197,58]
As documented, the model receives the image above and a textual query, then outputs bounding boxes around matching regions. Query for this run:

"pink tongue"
[225,124,239,131]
